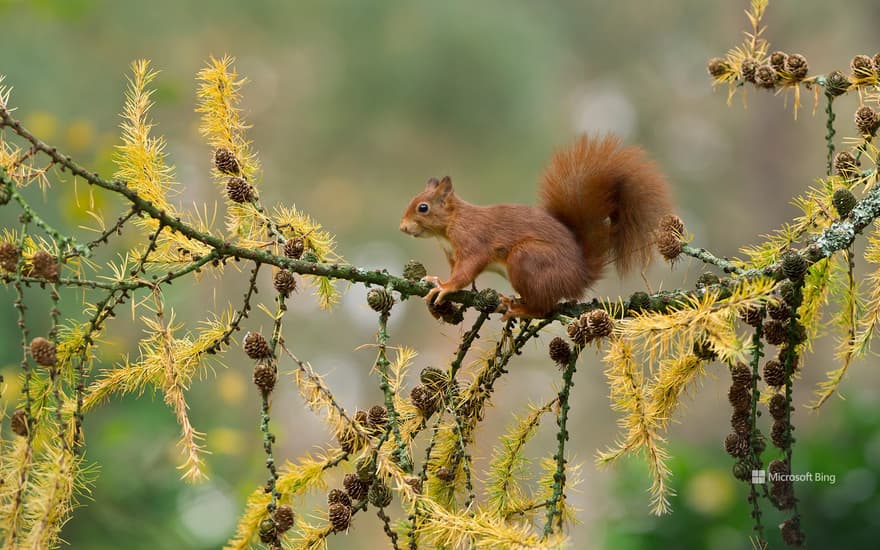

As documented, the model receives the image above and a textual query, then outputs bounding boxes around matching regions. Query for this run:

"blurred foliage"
[604,394,880,550]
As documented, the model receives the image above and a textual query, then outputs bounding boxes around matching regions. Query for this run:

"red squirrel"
[399,134,673,319]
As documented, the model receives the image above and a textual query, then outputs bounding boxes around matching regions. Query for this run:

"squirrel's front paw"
[423,276,442,303]
[425,284,450,304]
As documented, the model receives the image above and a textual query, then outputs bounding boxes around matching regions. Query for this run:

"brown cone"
[763,360,786,387]
[273,269,297,297]
[243,332,271,360]
[328,488,352,508]
[343,473,369,501]
[0,242,19,272]
[273,505,295,533]
[30,337,57,367]
[215,148,241,175]
[328,502,352,532]
[29,250,59,281]
[253,363,277,393]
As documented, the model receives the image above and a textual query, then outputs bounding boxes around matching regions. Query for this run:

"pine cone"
[284,237,305,259]
[851,54,875,77]
[769,394,788,420]
[781,251,807,280]
[724,432,750,458]
[253,363,277,393]
[258,518,277,544]
[730,364,752,386]
[825,70,850,97]
[587,309,613,338]
[767,300,792,321]
[367,405,388,432]
[755,64,779,89]
[411,385,438,415]
[354,409,369,428]
[214,148,240,175]
[274,505,295,533]
[763,360,786,387]
[366,288,394,313]
[740,306,764,326]
[771,481,796,510]
[356,455,375,482]
[780,348,800,371]
[30,337,56,367]
[778,280,797,306]
[707,58,729,78]
[692,338,717,361]
[402,259,427,280]
[474,288,501,313]
[658,214,684,235]
[368,481,393,508]
[29,250,59,281]
[435,466,455,482]
[770,51,788,71]
[728,383,751,413]
[768,458,790,477]
[732,461,751,482]
[656,232,682,262]
[419,367,447,390]
[328,502,352,532]
[731,410,751,436]
[855,105,880,136]
[741,58,759,82]
[328,488,352,508]
[548,337,571,366]
[226,176,254,203]
[763,319,788,346]
[427,299,463,324]
[832,188,858,218]
[344,473,369,501]
[404,476,422,495]
[0,242,19,272]
[10,409,29,437]
[273,269,297,297]
[243,331,271,360]
[834,150,859,178]
[566,316,591,347]
[780,517,806,547]
[784,53,809,79]
[752,432,767,455]
[771,420,790,448]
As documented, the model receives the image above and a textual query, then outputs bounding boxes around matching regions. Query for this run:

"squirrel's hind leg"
[500,296,544,320]
[505,242,579,318]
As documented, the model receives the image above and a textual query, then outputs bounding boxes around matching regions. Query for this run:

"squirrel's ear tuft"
[425,177,440,190]
[438,176,453,196]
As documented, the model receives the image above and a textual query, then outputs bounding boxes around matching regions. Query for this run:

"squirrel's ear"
[437,176,453,197]
[425,177,440,190]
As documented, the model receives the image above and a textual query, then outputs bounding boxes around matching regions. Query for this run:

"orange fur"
[400,135,673,318]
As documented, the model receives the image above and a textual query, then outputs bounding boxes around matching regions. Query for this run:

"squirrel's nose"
[399,221,408,234]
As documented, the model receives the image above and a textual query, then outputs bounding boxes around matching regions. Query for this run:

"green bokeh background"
[1,1,878,548]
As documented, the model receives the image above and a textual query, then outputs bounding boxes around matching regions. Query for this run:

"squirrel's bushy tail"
[539,134,672,280]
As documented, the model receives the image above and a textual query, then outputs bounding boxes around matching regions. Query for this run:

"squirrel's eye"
[417,203,429,214]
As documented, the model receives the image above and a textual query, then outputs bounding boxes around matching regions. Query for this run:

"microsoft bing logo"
[749,469,836,485]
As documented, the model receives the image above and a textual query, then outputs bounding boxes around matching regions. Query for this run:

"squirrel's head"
[400,176,456,238]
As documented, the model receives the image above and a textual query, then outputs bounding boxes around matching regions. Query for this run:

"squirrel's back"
[539,134,672,284]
